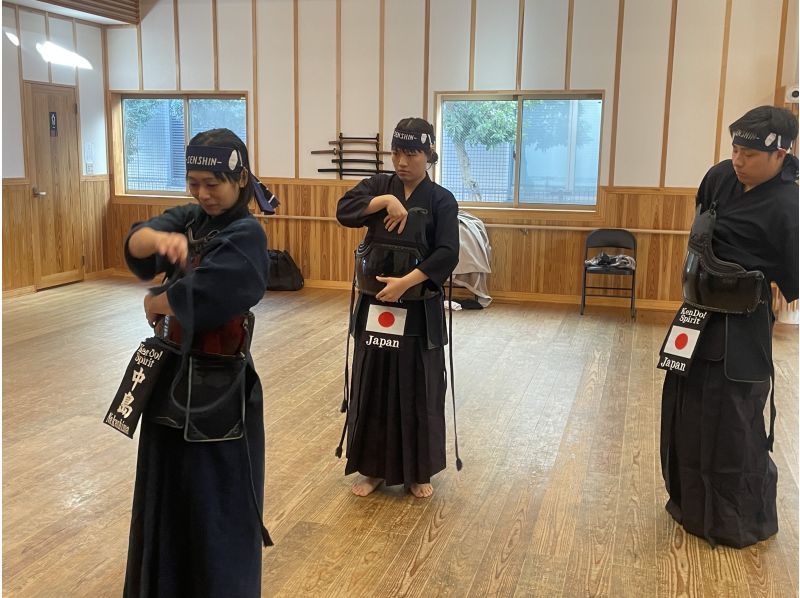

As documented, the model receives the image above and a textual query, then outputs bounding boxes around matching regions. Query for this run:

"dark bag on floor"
[267,249,304,291]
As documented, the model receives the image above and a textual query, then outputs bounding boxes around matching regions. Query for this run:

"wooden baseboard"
[302,279,353,291]
[84,268,114,280]
[3,286,36,298]
[301,282,680,312]
[489,290,680,312]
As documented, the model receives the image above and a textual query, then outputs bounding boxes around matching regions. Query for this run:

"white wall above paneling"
[3,6,25,178]
[256,0,295,177]
[76,23,107,176]
[176,0,213,90]
[473,0,518,90]
[297,0,337,178]
[718,0,782,159]
[217,0,254,148]
[665,0,725,188]
[19,9,48,83]
[47,16,76,86]
[106,27,140,90]
[383,0,425,149]
[521,0,568,90]
[340,0,380,139]
[429,0,471,118]
[140,0,177,90]
[782,0,799,89]
[613,0,672,187]
[570,0,618,186]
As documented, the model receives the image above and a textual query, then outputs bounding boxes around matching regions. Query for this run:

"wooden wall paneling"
[2,183,35,291]
[79,178,110,275]
[108,182,693,307]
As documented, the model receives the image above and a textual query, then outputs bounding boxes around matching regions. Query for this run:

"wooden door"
[23,82,84,290]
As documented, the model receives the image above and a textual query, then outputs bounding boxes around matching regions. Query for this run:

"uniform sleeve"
[336,175,389,228]
[123,204,197,280]
[777,201,799,302]
[166,219,269,332]
[418,193,460,287]
[695,168,712,210]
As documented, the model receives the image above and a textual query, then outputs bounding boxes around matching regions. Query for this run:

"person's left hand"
[144,293,163,328]
[375,276,409,303]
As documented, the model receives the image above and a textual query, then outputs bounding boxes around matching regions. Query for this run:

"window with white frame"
[122,96,247,194]
[437,93,603,206]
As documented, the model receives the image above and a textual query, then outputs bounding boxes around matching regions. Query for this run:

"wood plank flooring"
[3,280,797,597]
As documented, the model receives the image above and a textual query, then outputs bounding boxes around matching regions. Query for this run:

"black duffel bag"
[267,249,304,291]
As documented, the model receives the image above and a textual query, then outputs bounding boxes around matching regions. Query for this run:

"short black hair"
[393,117,439,164]
[729,106,798,150]
[187,128,253,205]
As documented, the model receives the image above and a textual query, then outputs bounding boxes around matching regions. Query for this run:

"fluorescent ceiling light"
[5,32,19,46]
[35,41,92,70]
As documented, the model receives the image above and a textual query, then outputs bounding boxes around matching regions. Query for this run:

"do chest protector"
[682,203,765,314]
[354,205,438,300]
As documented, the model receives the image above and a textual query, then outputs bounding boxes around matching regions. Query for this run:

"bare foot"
[410,483,434,498]
[352,476,383,497]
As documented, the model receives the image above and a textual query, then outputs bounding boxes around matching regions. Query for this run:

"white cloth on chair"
[454,210,493,307]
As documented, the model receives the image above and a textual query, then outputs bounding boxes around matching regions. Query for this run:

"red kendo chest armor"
[155,314,249,356]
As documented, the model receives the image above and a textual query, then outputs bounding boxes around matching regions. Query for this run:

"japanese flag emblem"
[366,304,406,336]
[663,325,701,358]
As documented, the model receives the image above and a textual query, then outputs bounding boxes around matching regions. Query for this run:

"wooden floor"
[3,279,798,597]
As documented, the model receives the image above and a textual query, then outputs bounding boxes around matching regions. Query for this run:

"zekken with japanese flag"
[335,118,461,499]
[659,106,799,549]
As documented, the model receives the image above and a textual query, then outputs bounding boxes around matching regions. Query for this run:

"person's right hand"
[153,232,188,267]
[382,195,408,234]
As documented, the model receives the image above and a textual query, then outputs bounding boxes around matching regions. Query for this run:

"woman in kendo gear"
[336,117,460,498]
[123,128,272,597]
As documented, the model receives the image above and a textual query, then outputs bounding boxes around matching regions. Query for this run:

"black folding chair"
[580,228,637,319]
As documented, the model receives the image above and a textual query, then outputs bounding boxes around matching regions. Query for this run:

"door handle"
[32,187,47,197]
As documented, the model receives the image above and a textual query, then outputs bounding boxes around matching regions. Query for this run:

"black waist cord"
[335,270,358,458]
[448,275,463,471]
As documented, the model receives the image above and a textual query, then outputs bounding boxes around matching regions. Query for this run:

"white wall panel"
[177,0,214,90]
[474,0,518,90]
[383,0,425,148]
[718,0,782,158]
[664,0,725,187]
[297,0,337,177]
[613,0,671,186]
[428,0,470,118]
[340,0,380,139]
[218,0,254,148]
[19,10,48,82]
[76,23,107,175]
[570,0,618,185]
[3,6,25,178]
[47,16,75,86]
[140,0,177,90]
[106,27,140,90]
[782,0,798,89]
[521,0,568,90]
[256,0,295,177]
